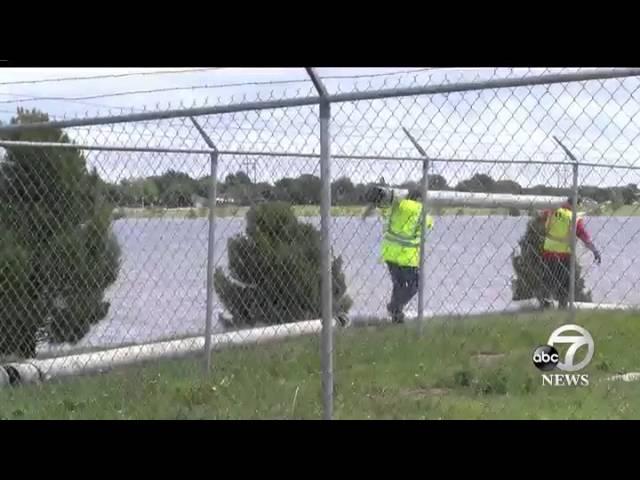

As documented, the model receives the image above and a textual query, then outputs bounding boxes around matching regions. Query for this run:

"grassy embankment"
[2,310,639,419]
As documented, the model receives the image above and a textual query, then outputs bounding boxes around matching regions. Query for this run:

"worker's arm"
[425,213,434,230]
[577,218,601,264]
[361,203,377,219]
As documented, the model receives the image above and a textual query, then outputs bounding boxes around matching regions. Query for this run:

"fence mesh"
[0,68,639,419]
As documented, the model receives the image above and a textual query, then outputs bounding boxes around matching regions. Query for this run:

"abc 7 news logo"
[532,325,594,372]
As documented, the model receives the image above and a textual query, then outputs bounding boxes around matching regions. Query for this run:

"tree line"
[106,170,639,208]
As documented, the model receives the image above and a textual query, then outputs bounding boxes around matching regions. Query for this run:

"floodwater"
[55,215,640,350]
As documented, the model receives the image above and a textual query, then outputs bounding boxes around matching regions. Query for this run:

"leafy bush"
[214,202,352,328]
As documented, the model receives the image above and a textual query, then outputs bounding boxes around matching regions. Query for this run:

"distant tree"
[0,108,121,358]
[121,178,159,207]
[354,183,373,204]
[153,170,195,193]
[525,185,570,198]
[610,189,624,211]
[196,175,212,199]
[273,177,297,202]
[456,173,496,193]
[494,180,523,195]
[103,182,124,206]
[397,180,419,192]
[621,186,637,205]
[161,182,194,208]
[273,175,321,205]
[428,174,448,190]
[397,175,447,192]
[149,170,197,207]
[332,177,356,205]
[252,182,275,202]
[579,186,609,204]
[295,174,322,204]
[224,171,252,187]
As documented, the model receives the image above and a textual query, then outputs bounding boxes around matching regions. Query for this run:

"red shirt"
[541,204,591,259]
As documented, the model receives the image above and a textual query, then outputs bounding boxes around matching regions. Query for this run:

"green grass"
[590,204,640,217]
[114,204,640,219]
[2,310,640,419]
[113,205,365,219]
[113,205,532,219]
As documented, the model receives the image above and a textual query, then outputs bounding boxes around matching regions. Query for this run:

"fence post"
[417,157,430,332]
[306,68,334,420]
[190,117,218,372]
[402,128,430,331]
[553,136,580,323]
[569,161,579,322]
[319,100,333,419]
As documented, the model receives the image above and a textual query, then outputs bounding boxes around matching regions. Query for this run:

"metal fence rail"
[1,68,639,418]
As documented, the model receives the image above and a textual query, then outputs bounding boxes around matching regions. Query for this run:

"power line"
[0,68,441,106]
[0,80,315,105]
[0,68,592,112]
[319,68,436,80]
[0,68,224,87]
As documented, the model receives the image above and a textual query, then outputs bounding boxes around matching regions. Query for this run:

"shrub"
[0,108,121,358]
[214,202,352,328]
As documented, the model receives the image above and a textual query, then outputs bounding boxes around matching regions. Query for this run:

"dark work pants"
[386,262,419,314]
[541,257,571,309]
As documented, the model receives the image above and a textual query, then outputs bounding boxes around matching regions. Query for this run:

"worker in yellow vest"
[539,196,601,309]
[364,185,434,323]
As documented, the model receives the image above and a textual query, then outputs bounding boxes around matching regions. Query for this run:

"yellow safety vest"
[381,199,434,267]
[543,207,572,254]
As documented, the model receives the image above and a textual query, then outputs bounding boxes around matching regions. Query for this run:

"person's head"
[566,195,583,206]
[407,189,422,201]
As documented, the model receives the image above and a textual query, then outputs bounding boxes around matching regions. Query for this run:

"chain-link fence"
[1,68,639,418]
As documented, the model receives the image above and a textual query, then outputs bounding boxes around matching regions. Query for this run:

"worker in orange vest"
[539,196,601,309]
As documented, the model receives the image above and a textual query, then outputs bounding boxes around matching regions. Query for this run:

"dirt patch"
[471,353,505,366]
[401,387,450,398]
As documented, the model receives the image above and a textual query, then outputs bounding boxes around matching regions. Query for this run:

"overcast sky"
[0,67,638,188]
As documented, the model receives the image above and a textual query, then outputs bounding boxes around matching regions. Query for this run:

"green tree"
[160,182,194,208]
[273,177,298,202]
[621,185,637,205]
[196,175,212,198]
[494,180,523,194]
[428,174,448,190]
[332,177,356,205]
[149,170,197,206]
[120,178,159,207]
[511,213,591,304]
[456,173,496,193]
[397,175,448,193]
[224,171,252,187]
[610,189,624,211]
[0,108,121,358]
[214,202,352,328]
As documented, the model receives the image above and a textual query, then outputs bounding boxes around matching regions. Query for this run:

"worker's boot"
[336,313,350,327]
[387,303,405,324]
[539,298,553,310]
